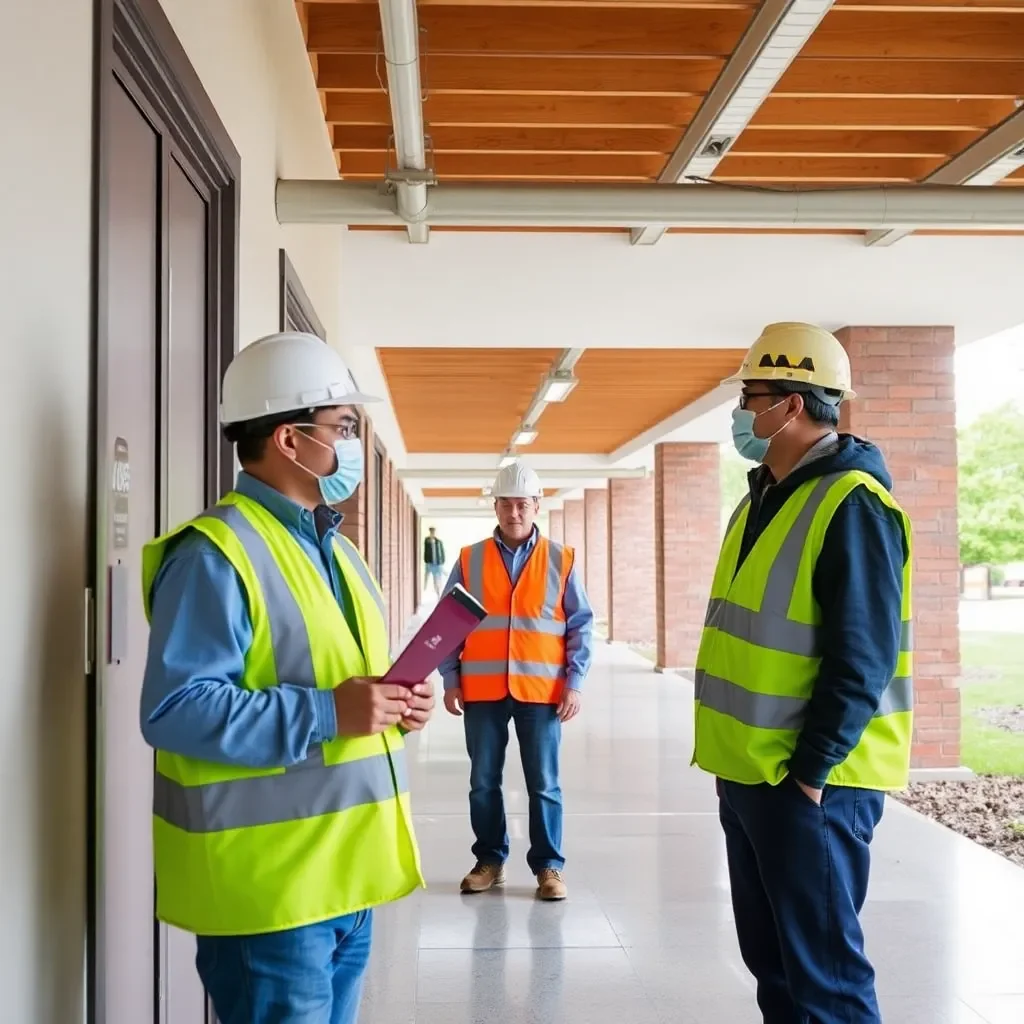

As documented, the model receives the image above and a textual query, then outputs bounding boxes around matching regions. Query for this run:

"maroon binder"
[380,583,487,686]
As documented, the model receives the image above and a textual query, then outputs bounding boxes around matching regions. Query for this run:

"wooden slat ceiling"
[296,0,1024,212]
[376,346,746,453]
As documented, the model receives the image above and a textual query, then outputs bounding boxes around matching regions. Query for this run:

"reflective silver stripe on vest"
[695,670,914,730]
[461,660,566,680]
[541,542,566,620]
[334,537,387,626]
[203,505,317,687]
[478,615,567,637]
[154,750,409,834]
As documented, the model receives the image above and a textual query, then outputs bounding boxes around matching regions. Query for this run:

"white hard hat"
[721,322,856,401]
[493,459,543,499]
[220,332,380,425]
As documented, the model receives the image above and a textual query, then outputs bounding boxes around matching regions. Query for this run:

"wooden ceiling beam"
[714,154,939,179]
[308,0,1024,9]
[305,5,751,56]
[337,151,940,180]
[326,91,704,127]
[777,58,1024,98]
[334,124,978,157]
[339,151,667,178]
[729,127,980,156]
[751,96,1016,130]
[334,124,682,153]
[325,92,1018,130]
[317,53,723,95]
[806,10,1024,58]
[307,5,1024,58]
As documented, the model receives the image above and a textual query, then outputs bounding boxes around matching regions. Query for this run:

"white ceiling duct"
[277,180,1024,232]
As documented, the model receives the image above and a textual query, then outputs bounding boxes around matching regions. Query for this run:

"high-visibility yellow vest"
[141,491,424,936]
[693,470,914,790]
[459,536,572,704]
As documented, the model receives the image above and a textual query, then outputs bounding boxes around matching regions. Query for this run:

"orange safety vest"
[459,534,573,704]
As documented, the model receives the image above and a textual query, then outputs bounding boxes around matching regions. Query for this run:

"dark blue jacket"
[736,435,909,790]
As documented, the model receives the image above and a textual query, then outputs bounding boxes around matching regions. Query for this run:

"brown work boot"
[536,868,567,901]
[460,862,506,894]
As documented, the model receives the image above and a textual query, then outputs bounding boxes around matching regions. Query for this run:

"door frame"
[89,1,240,1021]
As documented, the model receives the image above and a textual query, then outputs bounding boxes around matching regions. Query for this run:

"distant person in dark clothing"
[423,527,446,597]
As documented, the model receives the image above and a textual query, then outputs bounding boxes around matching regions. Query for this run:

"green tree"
[958,401,1024,566]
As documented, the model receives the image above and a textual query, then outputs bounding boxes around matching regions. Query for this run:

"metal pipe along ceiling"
[377,0,428,241]
[277,180,1024,231]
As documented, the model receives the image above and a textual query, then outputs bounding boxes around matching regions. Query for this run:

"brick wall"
[837,326,961,770]
[548,508,564,544]
[607,477,655,644]
[655,443,720,671]
[563,499,586,573]
[584,488,609,621]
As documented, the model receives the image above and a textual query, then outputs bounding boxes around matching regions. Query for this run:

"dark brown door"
[101,76,160,1024]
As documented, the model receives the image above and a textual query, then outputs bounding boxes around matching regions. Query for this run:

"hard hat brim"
[220,386,381,425]
[720,366,856,401]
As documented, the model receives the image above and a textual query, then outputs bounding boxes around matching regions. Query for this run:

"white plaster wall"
[0,2,93,1021]
[158,0,343,348]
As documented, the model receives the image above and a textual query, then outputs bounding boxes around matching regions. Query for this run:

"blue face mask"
[731,401,789,463]
[299,435,364,504]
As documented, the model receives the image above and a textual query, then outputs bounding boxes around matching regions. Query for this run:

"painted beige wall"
[0,0,93,1020]
[158,0,345,348]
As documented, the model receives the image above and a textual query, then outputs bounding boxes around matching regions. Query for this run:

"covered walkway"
[361,629,1024,1024]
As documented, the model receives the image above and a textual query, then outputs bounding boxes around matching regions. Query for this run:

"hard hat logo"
[758,353,816,373]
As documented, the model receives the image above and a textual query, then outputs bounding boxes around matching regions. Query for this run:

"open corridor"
[360,636,1024,1024]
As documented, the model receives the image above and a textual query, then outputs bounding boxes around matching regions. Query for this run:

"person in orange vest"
[437,459,594,901]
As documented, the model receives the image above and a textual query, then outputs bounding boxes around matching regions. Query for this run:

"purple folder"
[380,583,487,686]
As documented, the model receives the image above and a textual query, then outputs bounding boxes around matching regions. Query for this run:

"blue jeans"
[718,778,885,1024]
[196,910,373,1024]
[463,697,564,874]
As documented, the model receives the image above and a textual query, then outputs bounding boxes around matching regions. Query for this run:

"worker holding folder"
[139,332,433,1024]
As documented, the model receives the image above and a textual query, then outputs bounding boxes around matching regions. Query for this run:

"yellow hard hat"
[721,323,856,401]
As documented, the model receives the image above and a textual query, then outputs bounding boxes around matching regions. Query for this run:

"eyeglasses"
[294,420,360,441]
[738,391,781,410]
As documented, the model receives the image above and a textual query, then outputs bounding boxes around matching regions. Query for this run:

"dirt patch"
[896,776,1024,868]
[977,705,1024,733]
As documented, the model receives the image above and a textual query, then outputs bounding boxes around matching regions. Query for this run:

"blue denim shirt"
[139,472,345,769]
[437,526,594,693]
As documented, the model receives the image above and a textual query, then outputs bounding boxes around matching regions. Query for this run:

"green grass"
[960,631,1024,776]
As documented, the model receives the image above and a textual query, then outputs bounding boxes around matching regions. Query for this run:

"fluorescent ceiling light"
[539,373,578,403]
[499,455,516,469]
[481,486,492,496]
[513,428,538,446]
[477,498,490,507]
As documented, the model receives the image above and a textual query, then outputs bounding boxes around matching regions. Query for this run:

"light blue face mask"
[299,435,364,505]
[731,400,789,463]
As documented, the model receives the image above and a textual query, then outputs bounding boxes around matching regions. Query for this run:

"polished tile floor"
[363,623,1024,1024]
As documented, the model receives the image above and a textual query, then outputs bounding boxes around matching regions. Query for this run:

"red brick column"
[607,477,655,644]
[563,498,586,571]
[548,508,564,544]
[655,443,720,672]
[584,488,609,621]
[837,326,961,770]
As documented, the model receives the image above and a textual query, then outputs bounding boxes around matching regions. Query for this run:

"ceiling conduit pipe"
[276,180,1024,232]
[378,0,431,243]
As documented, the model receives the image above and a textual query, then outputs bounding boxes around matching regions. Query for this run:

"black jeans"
[718,778,885,1024]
